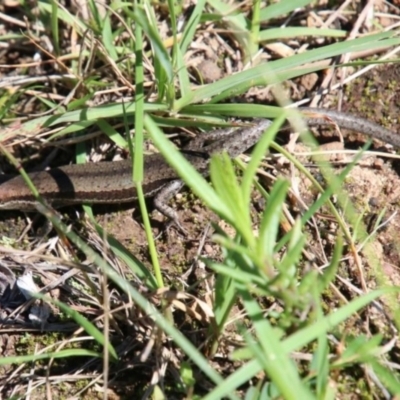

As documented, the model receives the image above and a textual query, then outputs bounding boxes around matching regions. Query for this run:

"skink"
[0,108,397,219]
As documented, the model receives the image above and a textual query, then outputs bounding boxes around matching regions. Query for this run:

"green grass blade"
[241,112,284,202]
[177,31,400,107]
[180,0,207,54]
[49,296,118,361]
[50,0,60,55]
[132,7,173,83]
[285,290,386,352]
[257,179,289,260]
[144,115,232,221]
[208,0,257,62]
[102,12,118,60]
[240,288,315,399]
[0,349,102,366]
[259,27,346,41]
[260,0,314,22]
[93,223,158,288]
[210,154,254,246]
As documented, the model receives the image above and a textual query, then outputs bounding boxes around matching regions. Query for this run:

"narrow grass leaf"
[269,32,400,72]
[133,23,165,289]
[67,94,94,111]
[285,290,386,353]
[177,31,400,107]
[153,54,169,101]
[48,121,96,140]
[144,115,232,221]
[211,235,256,264]
[183,103,284,118]
[299,142,368,225]
[210,154,253,245]
[249,0,262,44]
[270,141,356,251]
[0,91,18,120]
[33,95,60,112]
[179,0,207,54]
[257,179,289,260]
[133,7,173,82]
[37,1,87,35]
[75,133,87,169]
[133,21,145,182]
[96,119,129,148]
[207,64,339,105]
[244,386,260,400]
[50,0,60,55]
[212,255,237,335]
[175,45,191,98]
[39,1,87,33]
[87,0,103,31]
[312,297,330,398]
[241,112,284,202]
[241,289,315,399]
[102,13,118,60]
[260,0,317,22]
[141,2,170,101]
[208,0,257,62]
[167,0,178,40]
[136,183,165,289]
[45,295,118,361]
[369,360,400,396]
[338,335,383,366]
[314,338,330,398]
[241,331,288,393]
[259,27,346,42]
[0,349,101,366]
[16,102,169,135]
[94,224,158,289]
[275,220,304,283]
[316,236,342,291]
[203,360,261,400]
[209,0,248,30]
[208,262,266,286]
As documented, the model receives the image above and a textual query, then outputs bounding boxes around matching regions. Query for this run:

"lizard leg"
[153,179,186,233]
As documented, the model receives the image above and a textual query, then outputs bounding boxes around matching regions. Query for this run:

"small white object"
[17,272,38,300]
[17,272,50,328]
[29,303,51,328]
[33,52,42,63]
